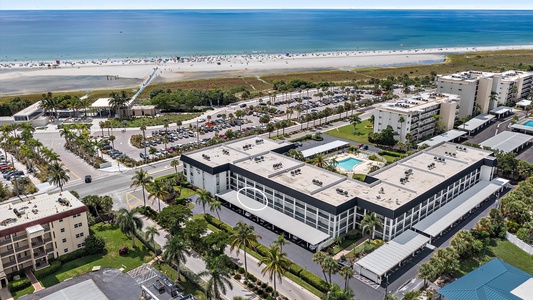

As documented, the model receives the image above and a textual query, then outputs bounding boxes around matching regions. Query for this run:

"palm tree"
[48,162,70,192]
[108,135,116,151]
[144,226,160,256]
[339,265,354,291]
[258,245,291,298]
[209,199,222,221]
[313,251,328,282]
[130,169,153,207]
[229,221,262,280]
[418,263,436,288]
[321,284,355,300]
[200,255,234,300]
[109,90,128,117]
[170,159,180,178]
[196,189,212,214]
[273,234,288,251]
[148,180,170,212]
[140,122,148,162]
[115,208,143,248]
[311,153,327,168]
[163,235,188,283]
[322,255,338,284]
[350,115,361,134]
[361,212,383,239]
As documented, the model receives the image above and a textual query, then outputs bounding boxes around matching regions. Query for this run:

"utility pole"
[11,156,19,198]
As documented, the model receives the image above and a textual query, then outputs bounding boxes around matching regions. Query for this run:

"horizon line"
[2,8,533,11]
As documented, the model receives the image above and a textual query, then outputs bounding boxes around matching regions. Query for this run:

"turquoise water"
[337,157,363,172]
[1,10,533,61]
[523,120,533,127]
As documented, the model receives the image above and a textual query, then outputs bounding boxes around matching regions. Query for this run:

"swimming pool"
[336,157,363,172]
[523,120,533,127]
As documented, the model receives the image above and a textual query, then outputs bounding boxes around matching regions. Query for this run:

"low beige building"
[0,191,89,287]
[131,105,157,117]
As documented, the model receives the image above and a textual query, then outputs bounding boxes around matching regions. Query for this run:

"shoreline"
[1,45,533,96]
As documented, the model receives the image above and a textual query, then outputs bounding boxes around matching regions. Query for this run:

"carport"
[480,131,532,153]
[489,106,513,119]
[300,140,349,159]
[354,230,429,284]
[216,190,331,250]
[417,129,466,148]
[457,114,495,135]
[413,178,508,241]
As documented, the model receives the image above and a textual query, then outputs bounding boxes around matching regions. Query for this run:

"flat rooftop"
[501,70,533,82]
[438,70,495,82]
[377,92,459,114]
[480,131,532,153]
[0,191,85,233]
[184,136,291,168]
[458,114,495,132]
[417,129,467,148]
[91,98,112,108]
[13,101,42,117]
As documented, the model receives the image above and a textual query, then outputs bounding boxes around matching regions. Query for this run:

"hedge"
[137,206,158,220]
[8,277,31,293]
[34,260,62,279]
[134,228,162,255]
[58,248,87,264]
[378,150,404,157]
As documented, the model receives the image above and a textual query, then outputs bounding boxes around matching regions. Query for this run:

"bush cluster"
[7,277,31,293]
[119,246,129,255]
[34,260,62,279]
[378,150,404,157]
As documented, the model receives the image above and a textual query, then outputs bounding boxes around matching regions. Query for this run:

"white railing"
[505,232,533,255]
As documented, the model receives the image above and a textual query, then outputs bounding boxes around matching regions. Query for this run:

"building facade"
[181,136,496,250]
[437,70,533,118]
[0,191,89,287]
[373,93,460,142]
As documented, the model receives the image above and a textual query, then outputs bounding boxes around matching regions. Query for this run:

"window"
[74,223,82,228]
[64,248,69,253]
[75,233,85,238]
[59,219,63,222]
[60,228,65,233]
[73,213,81,218]
[62,238,66,243]
[77,243,85,249]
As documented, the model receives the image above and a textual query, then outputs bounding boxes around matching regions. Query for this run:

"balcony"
[46,247,54,254]
[12,235,27,242]
[17,254,32,263]
[31,238,44,248]
[14,245,29,253]
[34,251,47,259]
[35,261,49,271]
[0,238,12,246]
[2,260,17,268]
[0,248,14,257]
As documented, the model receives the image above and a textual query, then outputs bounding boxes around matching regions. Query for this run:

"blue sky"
[1,0,532,10]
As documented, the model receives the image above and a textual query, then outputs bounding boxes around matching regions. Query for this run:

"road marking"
[126,192,143,209]
[66,166,81,179]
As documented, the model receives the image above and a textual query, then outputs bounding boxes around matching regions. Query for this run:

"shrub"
[257,289,264,296]
[119,246,129,255]
[84,235,106,255]
[59,248,87,264]
[35,260,62,279]
[266,296,273,300]
[506,220,520,233]
[247,283,254,289]
[234,274,242,280]
[261,282,268,289]
[243,280,248,285]
[247,274,257,282]
[298,269,329,293]
[368,154,380,161]
[238,267,245,274]
[378,150,404,157]
[266,286,273,293]
[137,206,158,219]
[7,277,31,293]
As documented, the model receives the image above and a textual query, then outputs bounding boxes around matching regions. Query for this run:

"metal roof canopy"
[480,131,532,153]
[41,279,109,300]
[354,230,429,277]
[300,140,349,158]
[216,190,330,245]
[91,98,113,108]
[458,114,495,132]
[417,129,467,147]
[489,106,513,115]
[413,178,508,238]
[516,99,532,107]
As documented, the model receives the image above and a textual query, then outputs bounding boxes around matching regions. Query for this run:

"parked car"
[240,103,247,108]
[85,175,92,183]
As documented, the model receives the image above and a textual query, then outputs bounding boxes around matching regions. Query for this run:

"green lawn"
[175,187,197,200]
[40,224,152,287]
[325,119,374,144]
[11,285,35,300]
[453,239,533,278]
[105,113,201,128]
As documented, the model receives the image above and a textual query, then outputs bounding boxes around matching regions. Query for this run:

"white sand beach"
[1,45,532,96]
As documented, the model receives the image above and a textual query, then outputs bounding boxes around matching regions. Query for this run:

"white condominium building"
[437,70,533,117]
[181,136,496,251]
[0,191,89,287]
[373,93,460,143]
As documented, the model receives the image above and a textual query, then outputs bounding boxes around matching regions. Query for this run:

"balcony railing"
[17,254,32,263]
[34,251,47,259]
[35,262,49,271]
[0,248,14,257]
[12,235,27,242]
[31,239,44,248]
[0,238,12,246]
[14,245,29,253]
[46,247,54,254]
[2,260,17,268]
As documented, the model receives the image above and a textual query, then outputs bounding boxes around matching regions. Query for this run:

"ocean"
[1,9,532,62]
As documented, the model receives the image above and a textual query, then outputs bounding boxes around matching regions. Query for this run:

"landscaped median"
[201,214,329,298]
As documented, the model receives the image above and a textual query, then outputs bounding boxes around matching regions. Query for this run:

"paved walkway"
[0,287,13,300]
[24,269,43,292]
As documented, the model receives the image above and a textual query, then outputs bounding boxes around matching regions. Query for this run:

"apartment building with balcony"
[436,70,533,118]
[373,92,460,143]
[0,191,88,287]
[181,136,497,252]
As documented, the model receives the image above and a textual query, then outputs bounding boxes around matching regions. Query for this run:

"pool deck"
[332,153,384,174]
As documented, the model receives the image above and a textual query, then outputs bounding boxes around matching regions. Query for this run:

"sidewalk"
[24,269,43,292]
[0,287,13,300]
